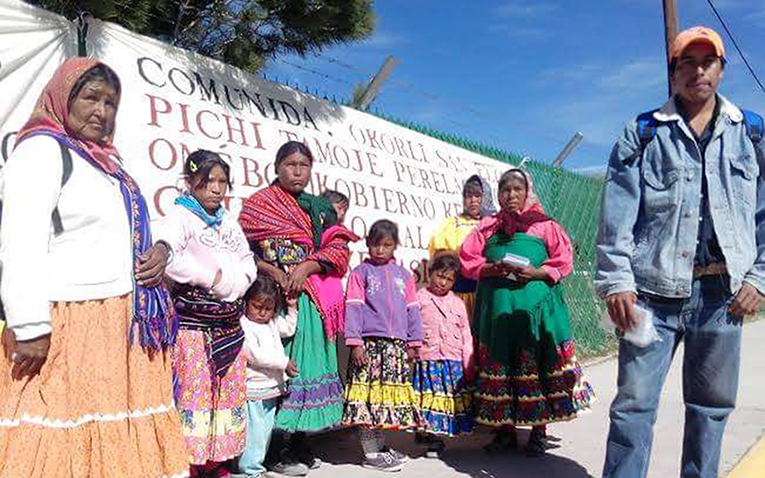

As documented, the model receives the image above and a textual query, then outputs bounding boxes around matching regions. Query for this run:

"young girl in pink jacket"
[412,253,475,458]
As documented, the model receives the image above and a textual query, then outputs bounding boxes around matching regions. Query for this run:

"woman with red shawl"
[238,141,357,471]
[0,59,187,477]
[460,168,594,456]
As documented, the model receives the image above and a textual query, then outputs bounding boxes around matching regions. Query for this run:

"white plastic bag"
[601,302,661,348]
[502,253,530,281]
[623,304,661,347]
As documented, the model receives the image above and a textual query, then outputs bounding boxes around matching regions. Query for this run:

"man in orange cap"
[596,26,765,478]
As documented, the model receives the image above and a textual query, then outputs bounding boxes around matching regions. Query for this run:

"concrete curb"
[726,434,765,478]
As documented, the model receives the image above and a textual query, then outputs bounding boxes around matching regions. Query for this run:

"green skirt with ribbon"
[472,232,594,427]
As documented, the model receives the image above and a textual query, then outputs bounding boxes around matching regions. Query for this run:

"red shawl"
[239,184,358,338]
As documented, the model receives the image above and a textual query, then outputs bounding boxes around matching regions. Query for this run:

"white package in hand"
[502,253,531,268]
[502,253,530,281]
[622,304,661,348]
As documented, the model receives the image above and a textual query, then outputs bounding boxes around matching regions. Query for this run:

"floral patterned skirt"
[412,360,474,436]
[474,341,594,427]
[173,329,246,465]
[342,338,423,430]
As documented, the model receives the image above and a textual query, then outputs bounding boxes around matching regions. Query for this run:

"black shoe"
[424,439,445,459]
[483,430,518,454]
[292,434,321,469]
[524,429,547,457]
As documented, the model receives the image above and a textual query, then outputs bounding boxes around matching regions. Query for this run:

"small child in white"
[237,275,299,478]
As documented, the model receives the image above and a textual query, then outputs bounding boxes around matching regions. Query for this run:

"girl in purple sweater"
[342,219,424,472]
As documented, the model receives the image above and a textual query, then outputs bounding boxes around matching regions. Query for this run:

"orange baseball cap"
[670,26,726,62]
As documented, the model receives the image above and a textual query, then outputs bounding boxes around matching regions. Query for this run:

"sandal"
[524,429,547,457]
[483,430,518,453]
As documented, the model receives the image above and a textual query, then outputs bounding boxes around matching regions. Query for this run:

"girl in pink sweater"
[154,150,257,477]
[412,253,475,458]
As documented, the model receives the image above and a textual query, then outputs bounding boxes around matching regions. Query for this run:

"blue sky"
[265,1,765,173]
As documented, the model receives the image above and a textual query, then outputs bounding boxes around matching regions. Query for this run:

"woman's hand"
[286,260,321,297]
[406,347,420,362]
[257,261,290,291]
[350,345,368,367]
[4,329,51,380]
[512,266,549,285]
[480,262,515,279]
[135,242,170,287]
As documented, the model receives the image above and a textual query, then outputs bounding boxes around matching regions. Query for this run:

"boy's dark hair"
[366,219,399,246]
[244,274,283,310]
[429,253,461,275]
[184,149,233,190]
[320,189,349,206]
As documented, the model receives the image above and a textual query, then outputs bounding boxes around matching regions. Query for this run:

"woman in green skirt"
[460,168,594,456]
[239,141,358,472]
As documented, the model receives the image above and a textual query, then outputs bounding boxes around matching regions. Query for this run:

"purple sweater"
[344,260,424,347]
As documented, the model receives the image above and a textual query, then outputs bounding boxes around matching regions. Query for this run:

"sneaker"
[381,447,409,464]
[268,461,309,477]
[362,453,403,472]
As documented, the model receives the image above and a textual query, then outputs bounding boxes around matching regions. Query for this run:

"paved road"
[303,320,765,478]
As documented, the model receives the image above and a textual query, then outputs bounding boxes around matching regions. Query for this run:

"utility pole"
[663,0,679,98]
[356,56,397,110]
[552,132,584,168]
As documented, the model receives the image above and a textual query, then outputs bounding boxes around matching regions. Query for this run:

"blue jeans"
[603,276,742,478]
[239,398,278,477]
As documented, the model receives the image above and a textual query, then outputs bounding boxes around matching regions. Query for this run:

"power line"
[314,53,601,151]
[274,57,355,87]
[275,56,513,144]
[706,0,765,92]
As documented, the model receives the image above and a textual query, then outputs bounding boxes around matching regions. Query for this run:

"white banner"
[0,0,75,161]
[2,17,511,279]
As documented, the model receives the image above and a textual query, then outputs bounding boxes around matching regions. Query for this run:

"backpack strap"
[51,142,73,235]
[741,109,764,146]
[624,109,660,166]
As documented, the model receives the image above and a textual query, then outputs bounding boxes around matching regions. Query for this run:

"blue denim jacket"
[596,95,765,298]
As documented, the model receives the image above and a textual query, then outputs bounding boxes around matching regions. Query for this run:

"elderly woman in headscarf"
[460,168,594,457]
[428,174,494,321]
[0,58,187,477]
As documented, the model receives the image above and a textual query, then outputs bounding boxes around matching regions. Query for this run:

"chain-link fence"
[371,112,614,359]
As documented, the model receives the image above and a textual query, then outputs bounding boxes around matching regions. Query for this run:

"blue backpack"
[635,108,764,159]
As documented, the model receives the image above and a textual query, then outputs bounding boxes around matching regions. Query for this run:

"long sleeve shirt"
[416,287,474,370]
[344,260,423,347]
[240,307,298,400]
[460,215,573,283]
[1,135,133,340]
[153,203,257,302]
[596,95,765,298]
